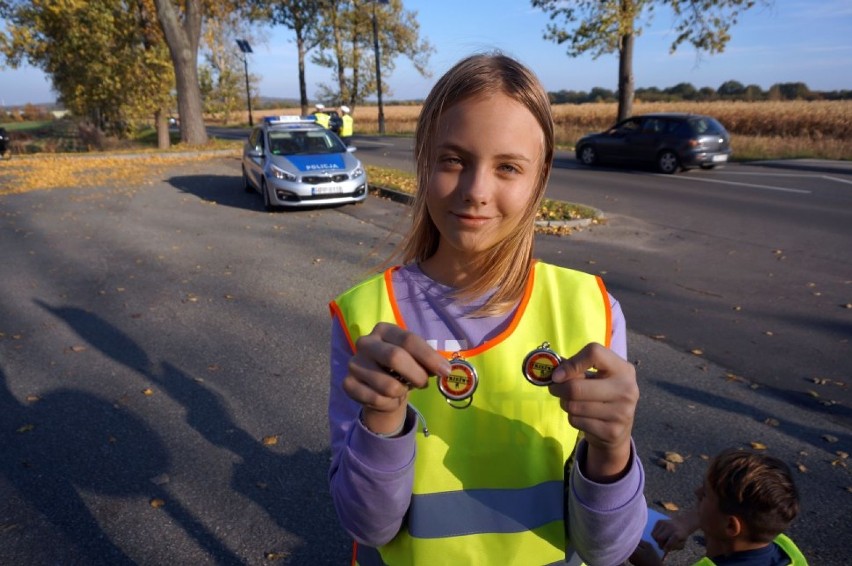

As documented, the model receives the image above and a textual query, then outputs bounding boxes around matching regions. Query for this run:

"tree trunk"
[616,30,635,122]
[155,108,170,150]
[153,0,208,146]
[298,34,308,115]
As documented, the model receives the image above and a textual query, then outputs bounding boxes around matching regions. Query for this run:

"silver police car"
[241,116,368,209]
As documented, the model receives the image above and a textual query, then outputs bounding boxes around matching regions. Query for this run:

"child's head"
[401,52,554,311]
[698,449,799,544]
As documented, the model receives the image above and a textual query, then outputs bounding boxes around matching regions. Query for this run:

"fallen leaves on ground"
[262,435,279,446]
[658,451,686,472]
[0,152,233,195]
[660,501,680,512]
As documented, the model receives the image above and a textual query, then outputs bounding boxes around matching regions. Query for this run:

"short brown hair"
[398,52,555,314]
[706,449,800,543]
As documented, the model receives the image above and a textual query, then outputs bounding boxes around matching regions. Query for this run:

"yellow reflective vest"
[341,114,353,137]
[314,111,330,128]
[330,262,612,565]
[693,534,807,565]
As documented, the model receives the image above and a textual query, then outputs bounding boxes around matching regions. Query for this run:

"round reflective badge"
[522,342,561,386]
[438,353,478,408]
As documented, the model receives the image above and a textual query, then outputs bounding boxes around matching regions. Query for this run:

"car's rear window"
[689,117,726,135]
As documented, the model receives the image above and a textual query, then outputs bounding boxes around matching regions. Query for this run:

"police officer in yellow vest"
[340,105,354,145]
[313,103,330,129]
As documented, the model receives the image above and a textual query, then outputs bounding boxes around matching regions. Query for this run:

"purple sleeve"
[568,439,647,565]
[327,317,416,546]
[566,294,647,564]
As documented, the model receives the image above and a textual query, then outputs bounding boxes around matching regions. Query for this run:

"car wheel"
[242,166,253,192]
[578,145,597,166]
[657,150,680,174]
[261,179,276,212]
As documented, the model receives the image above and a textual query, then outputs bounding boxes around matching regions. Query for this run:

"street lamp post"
[236,39,254,127]
[371,0,389,135]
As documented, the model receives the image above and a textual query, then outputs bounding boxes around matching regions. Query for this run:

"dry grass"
[245,100,852,161]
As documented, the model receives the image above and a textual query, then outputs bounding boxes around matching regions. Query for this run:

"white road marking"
[823,175,852,186]
[659,174,811,194]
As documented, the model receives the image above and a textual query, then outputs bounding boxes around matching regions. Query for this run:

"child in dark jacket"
[630,448,806,566]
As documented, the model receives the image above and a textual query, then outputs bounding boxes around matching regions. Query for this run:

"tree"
[260,0,325,115]
[717,79,745,98]
[311,0,433,111]
[667,81,697,100]
[200,10,259,124]
[152,0,209,145]
[531,0,769,122]
[1,0,174,147]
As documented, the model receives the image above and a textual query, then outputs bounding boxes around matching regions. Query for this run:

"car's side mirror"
[247,147,264,158]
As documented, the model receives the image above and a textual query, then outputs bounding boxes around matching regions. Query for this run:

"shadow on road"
[1,300,348,564]
[655,380,852,449]
[169,173,263,211]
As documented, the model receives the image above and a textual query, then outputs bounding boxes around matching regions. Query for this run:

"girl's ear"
[725,515,743,538]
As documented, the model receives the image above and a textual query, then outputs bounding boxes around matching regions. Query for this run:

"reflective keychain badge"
[522,342,562,386]
[433,343,568,409]
[437,352,478,409]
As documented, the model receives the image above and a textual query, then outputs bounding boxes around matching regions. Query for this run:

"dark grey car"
[575,113,732,174]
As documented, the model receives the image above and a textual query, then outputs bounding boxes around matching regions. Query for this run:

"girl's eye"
[439,155,462,168]
[498,163,520,174]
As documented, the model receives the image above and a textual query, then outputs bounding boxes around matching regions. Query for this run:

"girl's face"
[422,92,543,282]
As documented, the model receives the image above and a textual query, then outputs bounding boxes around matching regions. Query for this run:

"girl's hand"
[342,322,451,435]
[548,342,639,481]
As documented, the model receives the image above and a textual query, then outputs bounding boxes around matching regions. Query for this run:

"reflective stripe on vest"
[692,534,808,566]
[331,262,611,565]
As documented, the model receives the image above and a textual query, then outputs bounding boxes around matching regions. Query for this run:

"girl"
[329,53,646,565]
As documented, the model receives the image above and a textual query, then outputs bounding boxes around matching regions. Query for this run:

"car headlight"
[351,166,364,178]
[271,164,296,181]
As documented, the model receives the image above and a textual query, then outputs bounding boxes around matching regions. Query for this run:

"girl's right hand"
[342,322,451,435]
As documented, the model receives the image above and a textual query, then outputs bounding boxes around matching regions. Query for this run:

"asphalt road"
[0,152,849,565]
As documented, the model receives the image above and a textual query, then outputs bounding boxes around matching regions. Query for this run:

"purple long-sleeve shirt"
[328,263,646,565]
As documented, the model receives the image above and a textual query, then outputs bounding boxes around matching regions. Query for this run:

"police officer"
[313,104,330,129]
[340,105,354,145]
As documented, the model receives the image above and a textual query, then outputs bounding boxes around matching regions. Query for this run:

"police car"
[241,116,368,209]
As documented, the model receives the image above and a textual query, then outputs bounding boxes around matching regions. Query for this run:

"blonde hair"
[398,52,554,315]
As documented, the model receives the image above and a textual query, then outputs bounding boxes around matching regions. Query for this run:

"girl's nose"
[460,167,490,205]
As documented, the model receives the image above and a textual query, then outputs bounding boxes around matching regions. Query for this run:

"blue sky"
[2,0,851,106]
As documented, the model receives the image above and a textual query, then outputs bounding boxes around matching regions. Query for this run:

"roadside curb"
[370,185,604,229]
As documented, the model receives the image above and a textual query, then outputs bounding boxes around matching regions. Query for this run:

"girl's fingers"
[345,323,452,411]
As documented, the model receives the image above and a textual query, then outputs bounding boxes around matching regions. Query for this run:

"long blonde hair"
[399,52,555,315]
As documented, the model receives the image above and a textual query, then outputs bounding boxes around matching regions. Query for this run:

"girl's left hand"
[548,342,638,481]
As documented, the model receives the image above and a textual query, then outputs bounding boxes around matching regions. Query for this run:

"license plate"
[311,185,343,195]
[712,154,728,163]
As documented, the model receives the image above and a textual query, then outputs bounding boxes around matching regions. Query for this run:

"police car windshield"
[268,129,345,156]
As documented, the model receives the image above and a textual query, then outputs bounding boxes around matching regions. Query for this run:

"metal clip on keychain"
[437,352,478,409]
[522,342,562,386]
